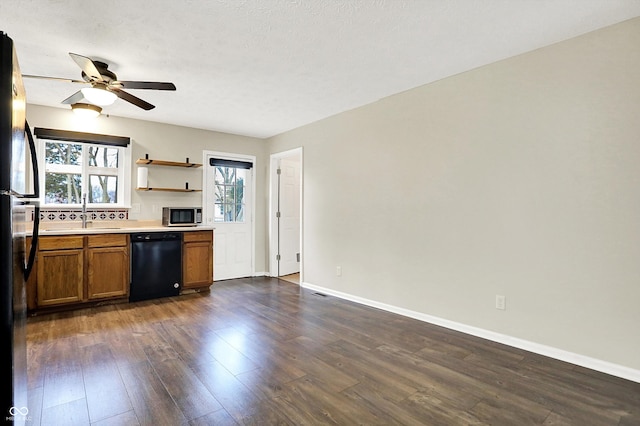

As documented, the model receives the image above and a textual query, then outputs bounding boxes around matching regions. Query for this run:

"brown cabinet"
[183,230,213,289]
[36,236,84,307]
[87,234,129,300]
[28,229,213,313]
[33,234,129,310]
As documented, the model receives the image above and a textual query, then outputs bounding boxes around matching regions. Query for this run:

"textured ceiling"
[2,1,639,139]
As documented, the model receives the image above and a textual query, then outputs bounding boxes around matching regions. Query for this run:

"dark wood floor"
[26,277,639,425]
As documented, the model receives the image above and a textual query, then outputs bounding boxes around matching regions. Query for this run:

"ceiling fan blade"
[22,74,87,84]
[69,52,104,82]
[61,90,85,104]
[116,81,176,90]
[110,88,155,110]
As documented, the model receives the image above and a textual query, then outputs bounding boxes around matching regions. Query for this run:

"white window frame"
[37,138,131,208]
[212,163,250,223]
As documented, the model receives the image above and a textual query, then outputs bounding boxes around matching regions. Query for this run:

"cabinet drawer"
[183,230,213,243]
[87,233,128,248]
[38,236,84,250]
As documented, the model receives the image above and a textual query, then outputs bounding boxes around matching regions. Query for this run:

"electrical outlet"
[336,266,342,276]
[496,295,506,310]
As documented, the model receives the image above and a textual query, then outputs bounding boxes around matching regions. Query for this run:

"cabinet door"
[87,246,129,299]
[36,249,84,306]
[183,241,213,288]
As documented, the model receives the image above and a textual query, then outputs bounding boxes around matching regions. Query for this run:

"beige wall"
[26,17,640,374]
[26,105,270,273]
[268,18,640,371]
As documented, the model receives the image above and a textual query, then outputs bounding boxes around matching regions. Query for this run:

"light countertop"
[28,220,214,236]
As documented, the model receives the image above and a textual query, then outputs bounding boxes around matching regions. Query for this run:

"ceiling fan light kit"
[81,86,117,106]
[24,52,176,112]
[71,102,102,118]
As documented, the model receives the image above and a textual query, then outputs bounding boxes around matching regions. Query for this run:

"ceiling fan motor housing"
[81,61,117,84]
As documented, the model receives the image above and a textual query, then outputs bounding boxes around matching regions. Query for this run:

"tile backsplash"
[36,209,129,222]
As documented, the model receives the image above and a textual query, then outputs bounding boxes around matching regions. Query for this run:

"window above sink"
[34,128,132,209]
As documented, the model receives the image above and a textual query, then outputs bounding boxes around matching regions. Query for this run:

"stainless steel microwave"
[162,207,202,227]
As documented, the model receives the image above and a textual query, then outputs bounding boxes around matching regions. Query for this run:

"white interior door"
[278,157,301,276]
[204,152,254,281]
[269,148,302,278]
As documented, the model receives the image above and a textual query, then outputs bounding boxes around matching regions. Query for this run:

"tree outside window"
[214,166,246,222]
[44,142,82,204]
[43,141,122,205]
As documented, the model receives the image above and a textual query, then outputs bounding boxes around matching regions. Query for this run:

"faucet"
[81,193,92,228]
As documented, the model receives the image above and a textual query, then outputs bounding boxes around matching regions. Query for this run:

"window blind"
[209,158,253,169]
[34,127,130,147]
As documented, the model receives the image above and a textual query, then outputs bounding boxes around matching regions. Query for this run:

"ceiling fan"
[23,52,176,111]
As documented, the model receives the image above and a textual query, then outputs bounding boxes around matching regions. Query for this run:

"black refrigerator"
[0,32,40,425]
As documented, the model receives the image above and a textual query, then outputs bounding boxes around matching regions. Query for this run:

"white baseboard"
[301,281,640,384]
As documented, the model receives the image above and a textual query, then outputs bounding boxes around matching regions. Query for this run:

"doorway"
[203,151,255,281]
[269,148,303,283]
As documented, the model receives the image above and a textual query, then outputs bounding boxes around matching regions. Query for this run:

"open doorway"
[269,148,303,283]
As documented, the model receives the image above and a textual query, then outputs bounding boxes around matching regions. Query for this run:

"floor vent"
[313,292,328,297]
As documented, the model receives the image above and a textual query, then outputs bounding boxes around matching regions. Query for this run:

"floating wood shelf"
[136,155,201,192]
[136,158,202,168]
[136,187,202,192]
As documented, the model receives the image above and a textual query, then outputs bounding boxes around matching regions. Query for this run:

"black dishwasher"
[130,232,182,302]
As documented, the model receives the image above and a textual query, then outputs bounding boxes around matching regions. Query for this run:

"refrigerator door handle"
[24,202,39,281]
[23,121,40,280]
[22,121,40,199]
